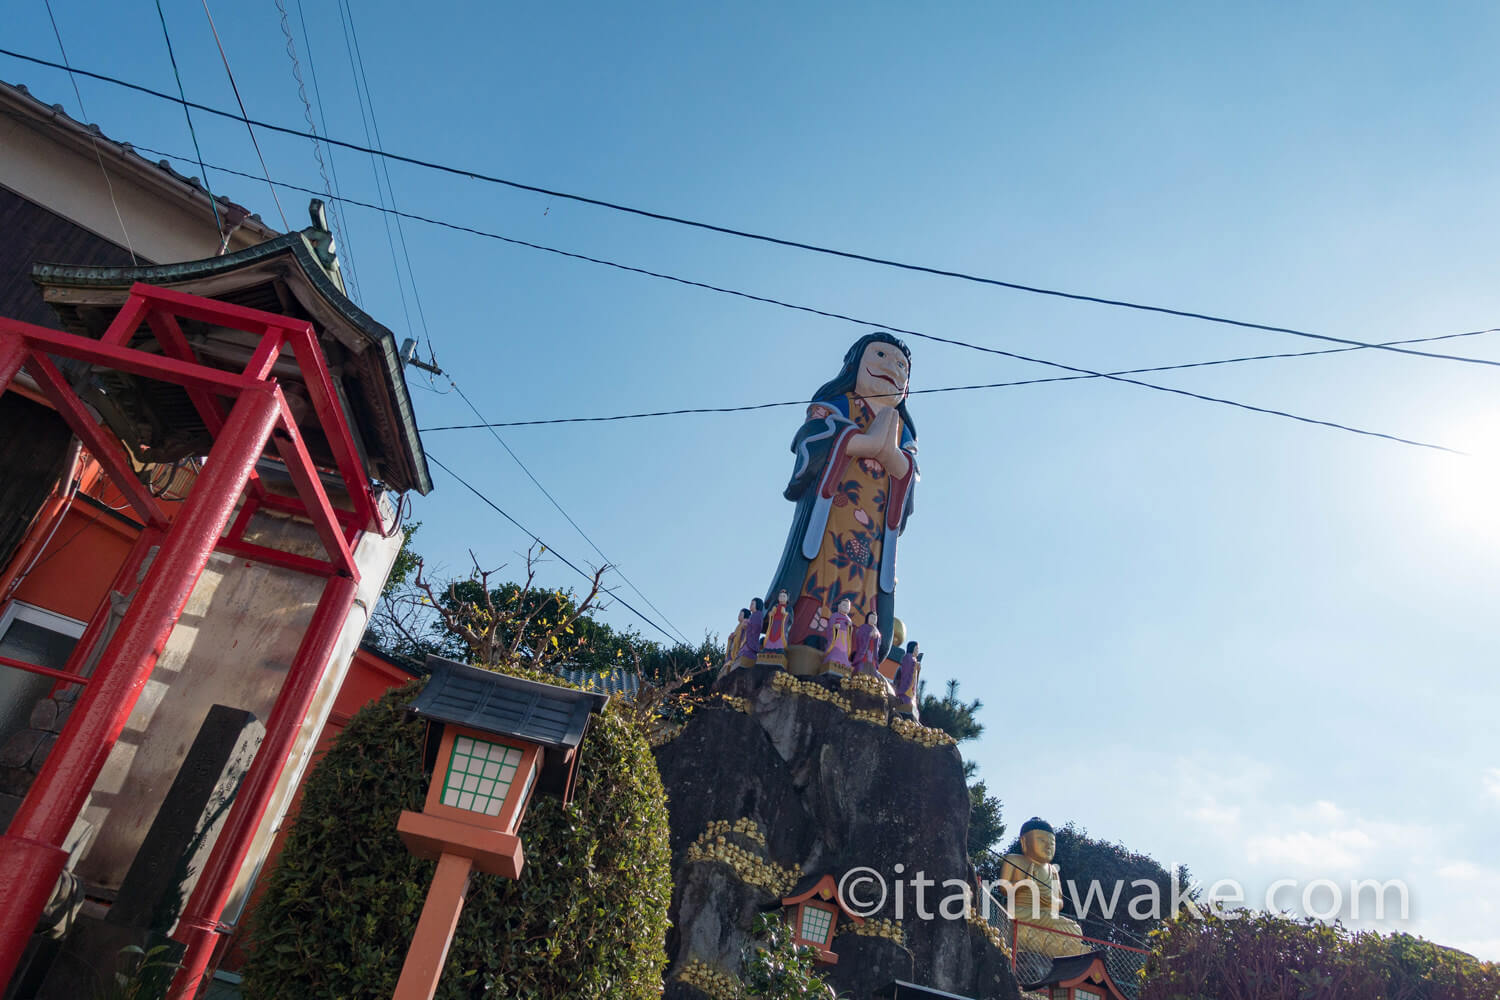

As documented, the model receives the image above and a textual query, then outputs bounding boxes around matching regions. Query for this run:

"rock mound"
[654,664,1019,1000]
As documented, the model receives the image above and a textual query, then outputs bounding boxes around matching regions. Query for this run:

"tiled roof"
[409,656,607,752]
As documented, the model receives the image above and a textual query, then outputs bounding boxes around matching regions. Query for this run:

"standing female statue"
[766,332,917,665]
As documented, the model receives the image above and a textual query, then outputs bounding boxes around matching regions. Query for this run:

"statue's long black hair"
[810,331,916,439]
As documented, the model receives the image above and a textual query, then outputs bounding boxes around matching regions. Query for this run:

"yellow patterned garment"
[797,393,901,621]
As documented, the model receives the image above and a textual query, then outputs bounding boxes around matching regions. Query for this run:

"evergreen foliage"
[240,680,672,999]
[740,913,836,999]
[1143,909,1500,1000]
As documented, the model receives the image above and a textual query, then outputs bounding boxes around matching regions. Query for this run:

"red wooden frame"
[0,283,383,994]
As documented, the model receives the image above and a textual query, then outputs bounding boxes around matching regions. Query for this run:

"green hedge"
[241,680,671,999]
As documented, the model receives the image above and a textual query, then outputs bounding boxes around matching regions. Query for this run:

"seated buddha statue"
[997,817,1088,957]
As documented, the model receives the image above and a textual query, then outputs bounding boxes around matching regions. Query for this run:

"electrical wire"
[125,143,1478,455]
[447,379,693,646]
[146,5,222,239]
[199,0,289,232]
[5,47,1498,370]
[418,326,1494,439]
[290,0,361,301]
[338,0,436,365]
[40,0,137,265]
[333,0,416,343]
[274,0,358,300]
[426,453,682,646]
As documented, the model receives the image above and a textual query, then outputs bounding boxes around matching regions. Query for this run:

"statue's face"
[778,590,788,604]
[854,342,910,402]
[837,598,852,613]
[1023,830,1056,863]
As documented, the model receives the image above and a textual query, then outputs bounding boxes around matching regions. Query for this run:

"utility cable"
[290,0,361,300]
[333,1,415,342]
[274,0,358,299]
[41,0,137,265]
[126,143,1479,456]
[426,453,682,646]
[199,0,289,232]
[4,47,1498,370]
[339,0,436,365]
[447,379,693,646]
[146,6,222,238]
[419,326,1494,438]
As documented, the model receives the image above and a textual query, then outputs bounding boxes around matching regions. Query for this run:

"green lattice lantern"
[781,873,865,964]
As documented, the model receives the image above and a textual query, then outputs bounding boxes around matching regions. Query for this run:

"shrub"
[241,680,672,999]
[1141,909,1500,1000]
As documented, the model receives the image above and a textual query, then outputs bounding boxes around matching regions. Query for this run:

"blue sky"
[7,0,1498,958]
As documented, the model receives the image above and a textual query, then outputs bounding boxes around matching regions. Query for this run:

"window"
[0,601,86,747]
[799,903,835,945]
[440,735,524,817]
[1075,989,1102,1000]
[0,601,85,668]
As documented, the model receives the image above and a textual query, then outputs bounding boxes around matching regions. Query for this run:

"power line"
[338,0,436,365]
[146,5,222,238]
[417,326,1495,439]
[447,379,693,646]
[425,453,682,646]
[289,0,361,300]
[199,0,289,233]
[39,0,136,265]
[126,143,1479,455]
[273,0,358,299]
[5,47,1499,371]
[333,2,416,343]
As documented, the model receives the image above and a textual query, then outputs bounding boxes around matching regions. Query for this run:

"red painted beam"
[24,351,168,531]
[167,572,359,999]
[215,538,337,578]
[268,394,359,580]
[286,325,378,531]
[126,283,313,339]
[0,319,257,396]
[0,385,281,987]
[1,332,27,391]
[98,293,151,347]
[0,655,88,687]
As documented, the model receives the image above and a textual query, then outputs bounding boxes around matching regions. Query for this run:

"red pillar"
[392,853,475,1000]
[167,572,359,1000]
[0,385,281,988]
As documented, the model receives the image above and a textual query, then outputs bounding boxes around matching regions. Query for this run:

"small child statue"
[820,597,855,676]
[726,608,749,670]
[893,640,921,717]
[737,597,765,667]
[851,610,881,676]
[757,589,794,667]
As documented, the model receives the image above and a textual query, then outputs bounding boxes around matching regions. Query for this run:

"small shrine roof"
[30,223,431,494]
[1020,949,1127,996]
[409,655,606,754]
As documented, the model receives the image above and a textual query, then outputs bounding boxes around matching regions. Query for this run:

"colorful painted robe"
[767,392,917,659]
[822,610,853,670]
[763,603,791,652]
[738,607,765,660]
[852,623,881,675]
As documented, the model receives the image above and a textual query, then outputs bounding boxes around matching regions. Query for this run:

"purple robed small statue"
[737,597,765,664]
[821,597,854,674]
[851,611,881,676]
[893,640,920,716]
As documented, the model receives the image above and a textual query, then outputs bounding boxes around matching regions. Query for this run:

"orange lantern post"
[392,656,605,1000]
